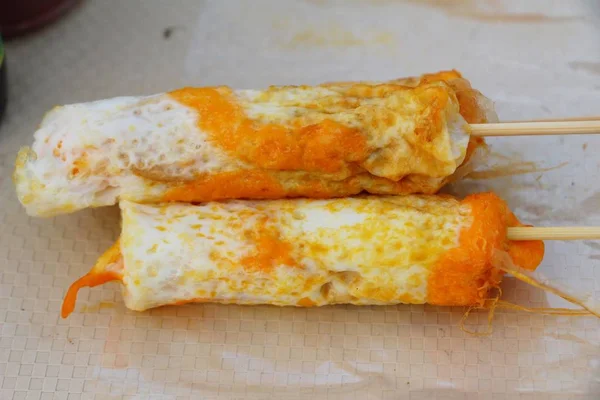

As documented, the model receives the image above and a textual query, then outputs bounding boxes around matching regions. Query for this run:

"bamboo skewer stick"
[508,227,600,241]
[471,120,600,137]
[515,116,600,123]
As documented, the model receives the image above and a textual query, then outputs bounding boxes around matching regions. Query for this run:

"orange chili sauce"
[163,171,365,203]
[169,87,369,173]
[297,297,317,307]
[427,192,544,306]
[163,170,287,202]
[240,219,298,272]
[61,240,123,318]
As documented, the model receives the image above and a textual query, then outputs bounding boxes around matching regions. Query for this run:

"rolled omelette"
[61,192,544,317]
[15,70,496,217]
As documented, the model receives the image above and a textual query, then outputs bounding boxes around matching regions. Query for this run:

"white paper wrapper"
[1,0,599,398]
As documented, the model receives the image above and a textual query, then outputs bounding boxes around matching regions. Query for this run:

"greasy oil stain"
[451,140,598,226]
[282,27,394,48]
[466,161,568,180]
[80,301,115,313]
[163,27,174,39]
[272,17,394,49]
[584,241,600,251]
[520,189,600,224]
[396,0,580,23]
[548,332,598,347]
[518,203,550,218]
[308,0,582,23]
[569,62,600,76]
[580,191,600,213]
[511,116,600,123]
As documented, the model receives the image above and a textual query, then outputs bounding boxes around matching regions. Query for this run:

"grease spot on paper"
[569,62,600,76]
[365,0,583,23]
[276,22,394,49]
[465,149,568,180]
[80,301,115,313]
[466,161,568,180]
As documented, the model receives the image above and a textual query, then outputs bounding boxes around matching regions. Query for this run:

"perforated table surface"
[1,1,600,399]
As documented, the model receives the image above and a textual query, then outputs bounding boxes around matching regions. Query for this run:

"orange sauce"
[170,297,211,306]
[288,177,362,198]
[164,171,366,203]
[297,297,316,307]
[506,213,545,271]
[163,170,287,202]
[61,240,123,318]
[358,286,421,304]
[240,219,299,272]
[420,70,463,83]
[427,193,544,306]
[169,87,369,173]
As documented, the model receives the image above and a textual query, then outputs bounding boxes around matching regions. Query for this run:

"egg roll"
[61,192,543,317]
[15,71,496,217]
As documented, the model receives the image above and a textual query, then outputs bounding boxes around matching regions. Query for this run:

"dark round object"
[0,0,81,39]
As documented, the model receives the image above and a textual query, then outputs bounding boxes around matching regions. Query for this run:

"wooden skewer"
[471,120,600,137]
[517,116,600,123]
[508,227,600,241]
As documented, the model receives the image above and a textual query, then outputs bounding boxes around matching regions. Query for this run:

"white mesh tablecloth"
[1,1,600,399]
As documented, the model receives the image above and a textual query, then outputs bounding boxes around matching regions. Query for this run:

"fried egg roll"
[61,192,543,317]
[15,71,496,217]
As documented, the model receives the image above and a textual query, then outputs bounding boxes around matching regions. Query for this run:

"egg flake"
[239,216,300,272]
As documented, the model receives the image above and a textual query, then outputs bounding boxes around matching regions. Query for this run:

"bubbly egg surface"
[119,196,470,311]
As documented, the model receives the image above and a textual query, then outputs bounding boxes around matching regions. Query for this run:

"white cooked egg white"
[115,196,469,311]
